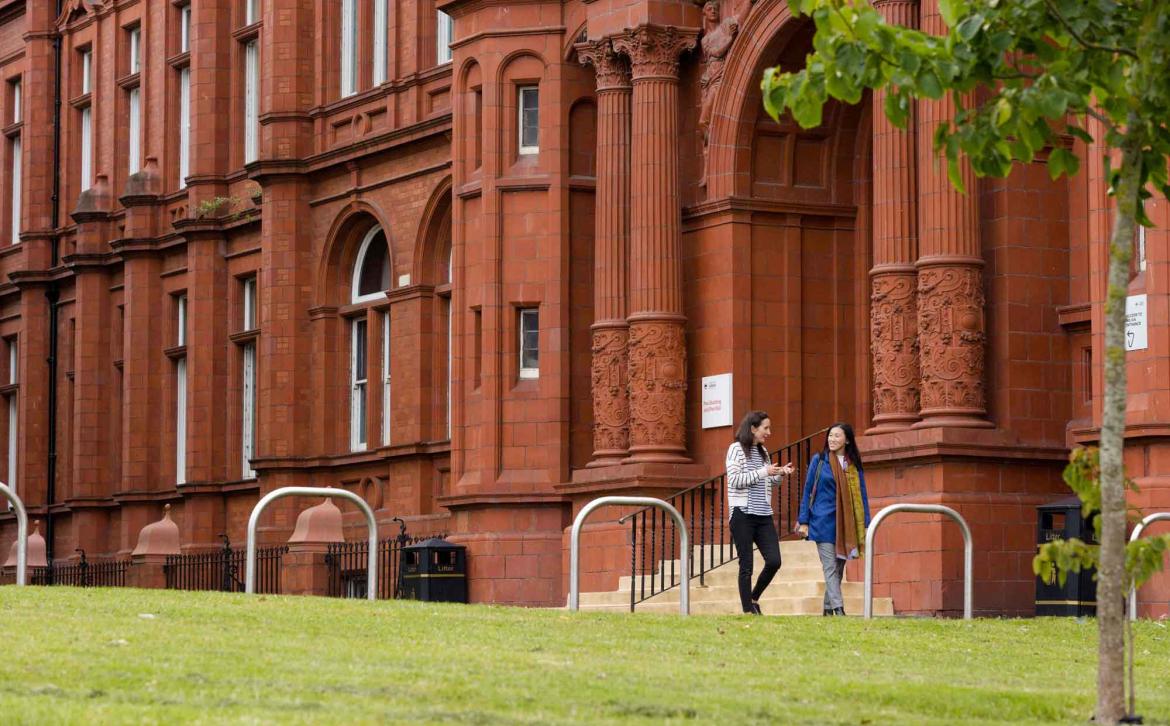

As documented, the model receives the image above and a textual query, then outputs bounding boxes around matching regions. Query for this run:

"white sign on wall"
[1126,294,1148,351]
[701,373,733,429]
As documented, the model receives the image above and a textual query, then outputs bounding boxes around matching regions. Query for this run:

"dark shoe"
[832,606,845,616]
[751,601,762,615]
[823,607,832,617]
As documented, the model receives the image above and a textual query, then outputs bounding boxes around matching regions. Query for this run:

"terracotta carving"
[917,265,986,413]
[871,271,921,419]
[627,320,687,452]
[611,25,698,80]
[576,39,630,91]
[591,326,630,456]
[699,0,754,144]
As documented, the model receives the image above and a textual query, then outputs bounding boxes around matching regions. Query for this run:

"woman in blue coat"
[796,423,870,616]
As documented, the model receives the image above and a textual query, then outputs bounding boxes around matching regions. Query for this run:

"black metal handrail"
[325,532,446,600]
[617,428,827,610]
[27,550,130,587]
[164,535,286,594]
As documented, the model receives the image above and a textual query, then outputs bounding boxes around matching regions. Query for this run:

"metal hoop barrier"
[1128,511,1170,621]
[0,482,28,586]
[569,496,690,616]
[246,487,378,599]
[864,503,974,620]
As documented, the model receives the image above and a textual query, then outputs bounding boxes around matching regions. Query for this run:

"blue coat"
[797,453,871,545]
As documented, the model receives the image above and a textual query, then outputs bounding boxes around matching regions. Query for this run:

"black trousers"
[730,509,782,613]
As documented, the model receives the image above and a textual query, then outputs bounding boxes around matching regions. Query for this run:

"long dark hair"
[820,422,863,471]
[735,410,769,460]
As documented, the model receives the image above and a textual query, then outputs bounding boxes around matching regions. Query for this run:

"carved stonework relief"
[591,327,630,454]
[576,40,631,92]
[871,272,920,418]
[611,25,698,81]
[627,321,687,450]
[917,266,986,413]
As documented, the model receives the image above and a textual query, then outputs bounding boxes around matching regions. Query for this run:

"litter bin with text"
[1035,497,1097,616]
[399,537,467,603]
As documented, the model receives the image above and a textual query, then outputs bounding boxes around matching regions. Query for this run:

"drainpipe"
[44,0,64,574]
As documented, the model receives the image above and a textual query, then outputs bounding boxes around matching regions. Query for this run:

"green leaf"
[938,0,969,28]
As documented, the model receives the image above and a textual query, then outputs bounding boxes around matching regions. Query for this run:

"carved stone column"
[612,26,697,463]
[914,5,991,428]
[868,0,920,433]
[577,40,632,466]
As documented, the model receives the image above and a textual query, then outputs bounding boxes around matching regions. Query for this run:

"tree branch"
[1043,0,1139,60]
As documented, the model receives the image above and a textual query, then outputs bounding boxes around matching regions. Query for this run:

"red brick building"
[0,0,1166,616]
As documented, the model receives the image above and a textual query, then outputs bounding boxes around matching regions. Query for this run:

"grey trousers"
[816,541,846,610]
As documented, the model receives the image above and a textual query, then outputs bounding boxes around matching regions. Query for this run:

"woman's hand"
[795,523,808,538]
[766,462,783,477]
[779,461,794,477]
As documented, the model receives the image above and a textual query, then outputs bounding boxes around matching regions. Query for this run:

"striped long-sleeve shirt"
[725,441,779,517]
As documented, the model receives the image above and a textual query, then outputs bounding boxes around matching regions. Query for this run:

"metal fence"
[30,557,130,587]
[164,537,286,594]
[326,533,445,599]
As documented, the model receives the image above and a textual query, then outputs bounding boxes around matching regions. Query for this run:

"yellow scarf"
[829,454,866,559]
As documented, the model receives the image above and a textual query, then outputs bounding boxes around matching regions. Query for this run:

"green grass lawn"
[1,588,1168,725]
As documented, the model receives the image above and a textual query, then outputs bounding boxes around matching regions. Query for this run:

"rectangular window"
[11,78,20,123]
[373,0,388,85]
[129,27,141,75]
[1137,225,1147,273]
[180,5,191,53]
[5,338,15,504]
[246,0,260,25]
[176,294,187,346]
[445,299,452,438]
[10,136,20,246]
[340,0,358,97]
[244,40,259,163]
[519,307,539,379]
[178,67,190,187]
[382,313,390,446]
[80,106,93,191]
[518,86,539,155]
[242,341,256,478]
[176,357,187,483]
[243,276,258,330]
[8,337,16,385]
[81,49,92,94]
[436,10,454,64]
[128,86,141,173]
[351,318,368,450]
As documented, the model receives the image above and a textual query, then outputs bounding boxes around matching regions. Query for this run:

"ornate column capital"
[576,39,631,92]
[611,25,698,81]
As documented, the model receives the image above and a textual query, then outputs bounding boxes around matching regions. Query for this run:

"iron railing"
[326,532,446,600]
[164,536,286,594]
[618,428,827,610]
[28,550,130,587]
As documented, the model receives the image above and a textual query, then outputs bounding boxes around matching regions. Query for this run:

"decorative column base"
[589,321,630,466]
[625,313,690,463]
[868,265,920,433]
[913,258,994,429]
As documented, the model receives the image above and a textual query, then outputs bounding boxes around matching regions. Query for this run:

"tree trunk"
[1096,140,1141,724]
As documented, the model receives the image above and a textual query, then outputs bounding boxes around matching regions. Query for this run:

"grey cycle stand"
[1128,511,1170,621]
[0,482,28,586]
[246,487,378,600]
[864,503,974,619]
[569,496,690,616]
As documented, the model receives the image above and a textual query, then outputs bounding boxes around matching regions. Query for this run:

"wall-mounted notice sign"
[701,373,733,429]
[1126,294,1148,351]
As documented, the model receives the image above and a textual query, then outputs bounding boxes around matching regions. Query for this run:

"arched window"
[351,226,390,303]
[349,225,390,451]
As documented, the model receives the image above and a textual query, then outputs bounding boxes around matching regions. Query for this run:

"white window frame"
[7,338,15,385]
[519,307,539,380]
[246,0,260,25]
[128,86,141,173]
[176,357,187,484]
[6,338,16,505]
[244,40,259,163]
[11,78,20,123]
[373,0,388,85]
[242,341,257,478]
[178,67,190,187]
[129,27,141,75]
[177,294,187,346]
[518,85,539,155]
[180,5,191,53]
[10,135,20,246]
[243,276,258,330]
[351,317,368,451]
[444,246,452,438]
[81,50,92,94]
[382,312,391,446]
[340,0,358,97]
[351,226,390,303]
[80,106,93,191]
[436,10,453,65]
[1138,225,1148,273]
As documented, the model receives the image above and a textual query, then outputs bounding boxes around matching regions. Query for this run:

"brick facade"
[0,0,1167,616]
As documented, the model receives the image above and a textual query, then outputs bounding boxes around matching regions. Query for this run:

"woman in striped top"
[725,410,794,615]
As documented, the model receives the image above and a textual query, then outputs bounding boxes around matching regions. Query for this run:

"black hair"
[735,410,770,460]
[820,422,864,471]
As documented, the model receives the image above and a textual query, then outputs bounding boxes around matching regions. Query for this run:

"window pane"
[242,342,256,478]
[178,67,190,187]
[519,88,539,151]
[374,0,388,84]
[354,319,368,381]
[10,136,20,245]
[357,230,390,298]
[128,87,141,173]
[244,41,259,163]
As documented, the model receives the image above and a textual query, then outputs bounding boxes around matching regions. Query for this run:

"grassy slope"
[0,587,1168,725]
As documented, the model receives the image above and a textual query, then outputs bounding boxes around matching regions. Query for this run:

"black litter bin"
[1035,496,1097,616]
[399,537,467,603]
